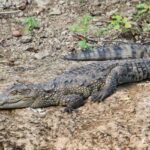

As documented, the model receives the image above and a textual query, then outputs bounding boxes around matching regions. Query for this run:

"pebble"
[59,1,65,5]
[20,35,32,43]
[12,30,22,37]
[50,8,62,15]
[93,0,102,6]
[34,0,50,8]
[34,50,50,59]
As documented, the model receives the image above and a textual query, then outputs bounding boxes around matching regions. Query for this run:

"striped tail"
[64,43,150,61]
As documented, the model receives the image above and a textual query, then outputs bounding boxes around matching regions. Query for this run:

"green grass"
[133,3,150,22]
[70,3,149,49]
[78,40,91,50]
[111,15,132,31]
[70,15,93,50]
[95,3,149,37]
[144,26,150,31]
[70,15,93,35]
[24,17,40,33]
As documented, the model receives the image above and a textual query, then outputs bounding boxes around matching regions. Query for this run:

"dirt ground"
[0,0,150,149]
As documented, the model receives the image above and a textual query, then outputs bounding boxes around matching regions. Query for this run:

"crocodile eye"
[10,89,31,95]
[10,90,18,95]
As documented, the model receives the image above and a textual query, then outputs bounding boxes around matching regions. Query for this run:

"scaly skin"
[64,43,150,61]
[0,59,150,112]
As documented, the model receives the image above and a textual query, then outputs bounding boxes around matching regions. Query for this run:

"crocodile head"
[0,83,59,109]
[0,84,38,109]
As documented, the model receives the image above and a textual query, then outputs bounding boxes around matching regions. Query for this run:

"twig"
[73,33,98,43]
[0,10,21,15]
[142,41,150,45]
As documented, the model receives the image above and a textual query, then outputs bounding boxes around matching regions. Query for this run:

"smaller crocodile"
[64,43,150,61]
[0,58,150,112]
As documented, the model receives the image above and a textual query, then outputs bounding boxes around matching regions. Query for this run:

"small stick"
[0,10,21,15]
[142,41,150,45]
[73,33,98,43]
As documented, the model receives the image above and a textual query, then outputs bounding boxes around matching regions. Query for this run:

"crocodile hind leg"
[91,65,133,102]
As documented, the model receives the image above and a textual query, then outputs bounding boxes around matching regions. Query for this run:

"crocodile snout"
[0,93,8,106]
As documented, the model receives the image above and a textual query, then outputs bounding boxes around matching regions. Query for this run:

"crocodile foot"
[90,87,113,102]
[62,94,85,113]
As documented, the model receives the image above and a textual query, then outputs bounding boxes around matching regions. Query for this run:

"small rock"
[23,46,38,52]
[12,30,22,37]
[15,0,28,10]
[95,22,103,26]
[18,3,27,10]
[93,0,102,6]
[27,0,32,4]
[20,35,32,43]
[106,8,118,16]
[34,0,50,8]
[61,30,68,36]
[34,50,50,59]
[18,11,24,17]
[59,1,65,5]
[50,8,62,15]
[90,11,102,16]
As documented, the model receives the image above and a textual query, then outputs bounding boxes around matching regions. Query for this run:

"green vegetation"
[110,15,132,31]
[95,3,149,37]
[93,15,133,37]
[70,3,149,50]
[78,40,91,50]
[24,17,40,33]
[134,3,150,21]
[70,15,92,35]
[110,3,150,33]
[144,26,150,31]
[70,15,93,50]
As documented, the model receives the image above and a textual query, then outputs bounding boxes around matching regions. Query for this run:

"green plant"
[136,3,150,13]
[133,3,150,21]
[110,15,132,32]
[24,17,40,33]
[144,26,150,31]
[70,15,93,35]
[94,15,133,37]
[78,40,91,50]
[70,15,93,50]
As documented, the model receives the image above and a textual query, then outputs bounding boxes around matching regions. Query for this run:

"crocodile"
[0,58,150,112]
[64,43,150,61]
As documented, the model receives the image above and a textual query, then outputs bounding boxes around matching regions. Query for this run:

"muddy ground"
[0,0,150,149]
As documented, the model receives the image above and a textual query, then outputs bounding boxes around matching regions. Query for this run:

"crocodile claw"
[90,89,110,102]
[64,107,74,113]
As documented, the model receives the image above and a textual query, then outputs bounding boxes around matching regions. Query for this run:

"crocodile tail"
[64,43,150,61]
[64,49,110,61]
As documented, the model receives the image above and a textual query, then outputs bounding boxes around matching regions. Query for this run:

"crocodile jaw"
[0,93,35,109]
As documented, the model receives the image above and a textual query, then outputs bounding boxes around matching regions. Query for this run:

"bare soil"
[0,0,150,149]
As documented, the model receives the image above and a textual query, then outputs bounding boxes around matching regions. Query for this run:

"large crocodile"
[64,43,150,61]
[0,58,150,112]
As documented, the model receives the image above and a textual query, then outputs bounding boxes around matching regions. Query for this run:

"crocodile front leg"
[90,66,124,102]
[91,61,149,102]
